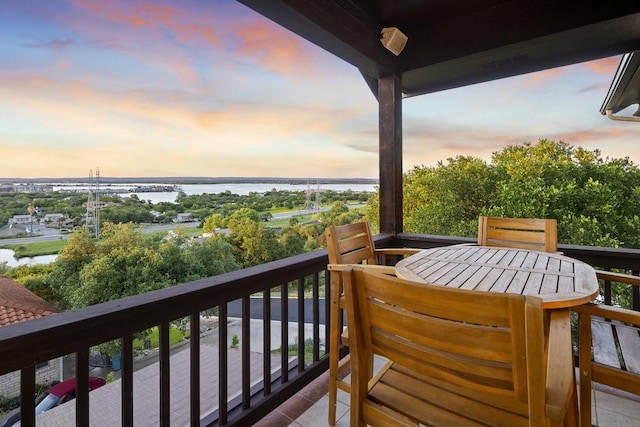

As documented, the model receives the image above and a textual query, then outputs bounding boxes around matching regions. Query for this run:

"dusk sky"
[1,0,638,179]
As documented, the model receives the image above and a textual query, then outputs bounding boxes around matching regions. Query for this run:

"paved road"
[0,222,201,245]
[0,203,364,245]
[228,297,329,325]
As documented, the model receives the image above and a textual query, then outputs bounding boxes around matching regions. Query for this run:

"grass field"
[133,326,185,350]
[1,206,343,259]
[0,239,67,257]
[0,226,204,258]
[266,214,315,228]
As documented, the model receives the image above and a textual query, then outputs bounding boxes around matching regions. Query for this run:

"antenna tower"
[304,180,321,212]
[86,170,94,232]
[94,167,100,239]
[85,168,101,239]
[305,181,313,211]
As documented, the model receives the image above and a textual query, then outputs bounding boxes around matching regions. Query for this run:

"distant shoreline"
[0,177,379,185]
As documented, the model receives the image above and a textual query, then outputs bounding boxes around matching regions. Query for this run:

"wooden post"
[378,75,403,235]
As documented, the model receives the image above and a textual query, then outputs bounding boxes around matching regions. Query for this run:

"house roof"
[238,1,640,98]
[601,50,640,117]
[0,276,60,327]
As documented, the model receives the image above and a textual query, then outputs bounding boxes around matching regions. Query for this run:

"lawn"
[1,226,204,258]
[266,214,315,228]
[133,326,186,351]
[0,239,67,257]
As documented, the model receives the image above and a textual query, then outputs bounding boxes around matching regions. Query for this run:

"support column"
[378,75,403,235]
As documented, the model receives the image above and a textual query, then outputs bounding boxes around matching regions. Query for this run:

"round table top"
[395,245,599,309]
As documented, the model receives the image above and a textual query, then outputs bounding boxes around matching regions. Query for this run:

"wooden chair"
[574,271,640,427]
[342,265,578,427]
[478,215,558,252]
[324,221,420,426]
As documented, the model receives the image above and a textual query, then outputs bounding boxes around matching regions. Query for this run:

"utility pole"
[27,205,34,233]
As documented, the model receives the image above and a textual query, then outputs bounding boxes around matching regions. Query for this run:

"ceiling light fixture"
[380,27,407,56]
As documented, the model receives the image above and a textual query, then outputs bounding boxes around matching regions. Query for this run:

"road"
[0,204,365,245]
[0,222,201,245]
[227,297,329,324]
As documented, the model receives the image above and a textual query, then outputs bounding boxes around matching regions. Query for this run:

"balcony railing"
[1,233,639,426]
[0,245,351,426]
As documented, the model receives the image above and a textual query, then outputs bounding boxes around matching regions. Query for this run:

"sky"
[0,0,638,179]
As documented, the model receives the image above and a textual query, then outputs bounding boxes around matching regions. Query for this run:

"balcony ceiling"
[238,1,640,98]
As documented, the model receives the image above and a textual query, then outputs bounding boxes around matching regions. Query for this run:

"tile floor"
[256,359,640,426]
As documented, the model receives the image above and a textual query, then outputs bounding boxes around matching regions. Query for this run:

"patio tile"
[290,372,640,427]
[254,409,295,427]
[294,395,349,427]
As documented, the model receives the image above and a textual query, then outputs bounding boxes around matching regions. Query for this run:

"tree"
[319,202,364,228]
[202,213,227,233]
[69,246,168,307]
[391,139,640,249]
[49,227,98,308]
[278,219,307,257]
[226,215,283,267]
[401,156,493,236]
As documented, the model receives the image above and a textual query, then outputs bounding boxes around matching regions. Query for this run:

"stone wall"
[0,358,61,398]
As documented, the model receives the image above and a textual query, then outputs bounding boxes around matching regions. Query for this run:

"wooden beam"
[378,75,403,235]
[238,0,396,78]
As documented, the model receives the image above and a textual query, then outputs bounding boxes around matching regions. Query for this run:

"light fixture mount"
[380,27,408,56]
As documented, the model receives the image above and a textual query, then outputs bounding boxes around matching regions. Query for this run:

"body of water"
[51,182,378,204]
[0,249,57,267]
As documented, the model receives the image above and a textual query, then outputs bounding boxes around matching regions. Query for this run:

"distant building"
[0,185,15,193]
[9,214,32,225]
[82,200,110,209]
[0,277,62,398]
[13,184,53,194]
[42,213,66,224]
[174,213,194,223]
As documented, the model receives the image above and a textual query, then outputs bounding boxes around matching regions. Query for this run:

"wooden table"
[395,245,599,309]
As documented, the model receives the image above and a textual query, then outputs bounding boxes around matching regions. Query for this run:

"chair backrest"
[342,266,547,421]
[478,216,558,252]
[325,222,378,265]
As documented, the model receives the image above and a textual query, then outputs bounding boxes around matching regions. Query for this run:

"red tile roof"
[0,276,60,327]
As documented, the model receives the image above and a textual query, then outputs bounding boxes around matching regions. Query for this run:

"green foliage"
[132,326,185,350]
[402,156,492,236]
[1,239,67,257]
[393,139,640,249]
[38,221,241,309]
[3,188,371,309]
[319,201,365,228]
[202,213,227,232]
[272,337,321,365]
[9,264,61,305]
[94,339,121,356]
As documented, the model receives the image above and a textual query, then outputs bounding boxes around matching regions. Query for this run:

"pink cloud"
[554,126,638,144]
[522,68,566,87]
[231,19,316,75]
[582,57,619,74]
[68,0,220,45]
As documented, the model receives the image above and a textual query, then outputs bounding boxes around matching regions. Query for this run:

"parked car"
[1,376,106,427]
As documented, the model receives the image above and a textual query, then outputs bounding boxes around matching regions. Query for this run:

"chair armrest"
[574,302,640,326]
[327,264,397,275]
[545,310,575,421]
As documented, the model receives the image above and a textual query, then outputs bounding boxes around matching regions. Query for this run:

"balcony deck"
[282,368,640,426]
[3,234,640,426]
